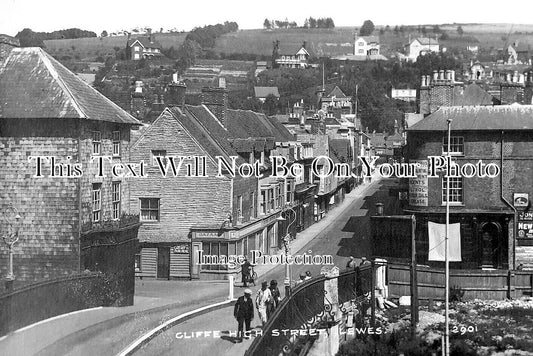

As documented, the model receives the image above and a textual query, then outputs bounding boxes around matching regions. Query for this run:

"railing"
[245,265,374,356]
[0,272,119,336]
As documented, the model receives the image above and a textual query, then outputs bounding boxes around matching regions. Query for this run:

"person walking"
[267,280,281,318]
[234,289,254,342]
[242,258,251,287]
[256,281,273,326]
[346,256,356,268]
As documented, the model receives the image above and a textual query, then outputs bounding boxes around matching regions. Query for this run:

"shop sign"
[409,160,428,207]
[518,211,533,238]
[171,244,189,254]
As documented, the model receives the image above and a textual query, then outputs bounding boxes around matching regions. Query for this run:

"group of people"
[233,280,282,342]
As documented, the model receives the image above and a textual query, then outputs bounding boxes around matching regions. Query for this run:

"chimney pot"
[433,70,438,81]
[439,70,445,80]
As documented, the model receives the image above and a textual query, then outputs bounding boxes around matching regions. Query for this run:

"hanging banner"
[428,221,462,261]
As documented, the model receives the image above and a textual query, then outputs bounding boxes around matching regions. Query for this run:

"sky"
[2,0,533,36]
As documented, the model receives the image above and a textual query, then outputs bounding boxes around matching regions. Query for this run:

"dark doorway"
[480,222,503,269]
[157,247,170,279]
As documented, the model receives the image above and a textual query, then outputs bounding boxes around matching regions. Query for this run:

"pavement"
[0,174,385,356]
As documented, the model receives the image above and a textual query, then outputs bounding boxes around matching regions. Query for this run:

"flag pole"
[445,116,452,356]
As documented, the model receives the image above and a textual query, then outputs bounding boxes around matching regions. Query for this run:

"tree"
[359,20,375,36]
[393,25,399,35]
[263,94,278,115]
[101,30,108,37]
[263,19,271,30]
[457,25,464,36]
[309,17,317,29]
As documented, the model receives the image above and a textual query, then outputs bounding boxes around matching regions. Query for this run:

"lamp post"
[277,205,296,298]
[2,205,22,291]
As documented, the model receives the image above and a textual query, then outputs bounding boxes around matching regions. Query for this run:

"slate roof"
[356,36,379,43]
[454,84,495,106]
[412,37,439,46]
[254,86,280,98]
[325,86,348,99]
[407,105,533,131]
[0,47,139,124]
[128,36,162,49]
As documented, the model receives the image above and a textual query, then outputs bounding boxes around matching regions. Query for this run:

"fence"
[387,262,533,300]
[245,265,374,356]
[0,272,119,336]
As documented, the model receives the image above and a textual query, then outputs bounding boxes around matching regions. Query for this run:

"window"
[112,182,121,220]
[358,42,364,46]
[151,150,167,166]
[442,177,463,204]
[92,183,102,222]
[276,184,282,208]
[92,131,101,155]
[358,49,364,54]
[442,136,464,155]
[140,198,160,221]
[134,46,140,51]
[250,192,256,219]
[135,253,141,271]
[112,131,121,156]
[269,189,275,212]
[260,190,267,215]
[237,195,243,221]
[286,179,294,204]
[201,242,230,271]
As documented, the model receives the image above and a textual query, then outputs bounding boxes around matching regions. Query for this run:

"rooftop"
[408,105,533,131]
[0,47,139,124]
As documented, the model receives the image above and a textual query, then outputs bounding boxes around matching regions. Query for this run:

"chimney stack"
[166,74,187,108]
[202,77,228,125]
[0,34,19,63]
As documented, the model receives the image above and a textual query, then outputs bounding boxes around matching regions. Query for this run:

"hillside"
[42,23,533,61]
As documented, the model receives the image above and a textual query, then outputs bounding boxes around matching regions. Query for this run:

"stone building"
[406,105,533,270]
[0,46,141,283]
[130,83,297,280]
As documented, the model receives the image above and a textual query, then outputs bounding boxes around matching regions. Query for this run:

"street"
[134,177,400,356]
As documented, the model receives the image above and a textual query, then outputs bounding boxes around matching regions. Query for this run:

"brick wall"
[129,110,232,243]
[407,131,533,209]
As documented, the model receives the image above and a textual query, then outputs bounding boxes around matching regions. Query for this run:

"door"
[157,247,170,279]
[191,242,202,279]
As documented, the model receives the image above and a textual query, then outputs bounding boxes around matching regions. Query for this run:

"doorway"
[157,247,170,279]
[480,222,503,269]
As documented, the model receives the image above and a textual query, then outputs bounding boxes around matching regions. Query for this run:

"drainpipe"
[500,130,517,269]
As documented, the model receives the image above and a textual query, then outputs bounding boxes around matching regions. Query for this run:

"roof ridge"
[38,48,86,118]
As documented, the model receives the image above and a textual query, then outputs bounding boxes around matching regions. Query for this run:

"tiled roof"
[183,105,236,158]
[128,36,162,49]
[408,105,533,131]
[329,139,351,163]
[254,86,280,98]
[0,47,139,124]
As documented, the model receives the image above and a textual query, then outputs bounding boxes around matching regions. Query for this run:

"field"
[42,23,533,61]
[43,32,187,60]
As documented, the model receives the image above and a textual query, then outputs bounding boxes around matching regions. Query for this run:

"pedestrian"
[359,257,371,266]
[256,281,273,326]
[295,273,306,285]
[267,280,281,318]
[346,256,356,269]
[242,258,251,287]
[234,289,254,343]
[304,271,312,280]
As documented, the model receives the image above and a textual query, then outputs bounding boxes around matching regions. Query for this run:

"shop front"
[190,213,281,280]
